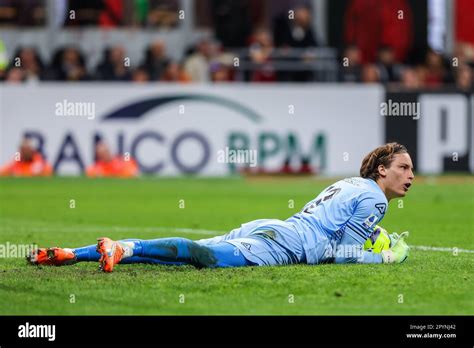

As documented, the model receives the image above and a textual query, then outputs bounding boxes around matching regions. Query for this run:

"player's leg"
[74,240,187,266]
[118,238,186,265]
[194,228,242,246]
[132,238,252,267]
[119,256,185,265]
[195,219,281,246]
[218,218,306,266]
[27,239,186,266]
[225,233,302,266]
[28,218,292,266]
[97,237,253,272]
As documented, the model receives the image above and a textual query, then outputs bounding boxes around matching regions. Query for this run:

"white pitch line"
[1,224,221,236]
[2,220,474,253]
[411,245,474,253]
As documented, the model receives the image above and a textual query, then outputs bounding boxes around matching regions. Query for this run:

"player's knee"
[150,237,217,267]
[187,242,217,268]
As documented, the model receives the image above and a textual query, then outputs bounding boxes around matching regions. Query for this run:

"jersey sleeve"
[334,232,383,264]
[344,193,387,245]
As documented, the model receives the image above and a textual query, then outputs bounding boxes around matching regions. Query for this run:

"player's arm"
[334,232,383,264]
[365,224,406,251]
[334,227,410,264]
[335,224,389,264]
[339,194,410,264]
[379,231,410,263]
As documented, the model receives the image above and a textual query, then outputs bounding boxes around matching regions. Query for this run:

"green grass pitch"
[0,176,472,315]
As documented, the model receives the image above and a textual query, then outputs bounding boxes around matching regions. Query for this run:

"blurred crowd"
[338,42,474,91]
[0,0,473,90]
[2,37,473,90]
[0,0,180,27]
[0,39,236,84]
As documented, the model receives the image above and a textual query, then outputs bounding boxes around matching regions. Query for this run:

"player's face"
[383,153,414,199]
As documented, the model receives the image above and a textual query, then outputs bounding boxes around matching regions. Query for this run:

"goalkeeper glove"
[381,231,410,263]
[388,232,402,247]
[364,225,391,252]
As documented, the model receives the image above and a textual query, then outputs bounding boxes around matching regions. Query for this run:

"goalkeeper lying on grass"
[28,142,413,272]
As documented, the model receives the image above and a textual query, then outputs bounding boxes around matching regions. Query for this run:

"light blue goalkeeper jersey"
[197,177,388,266]
[286,177,388,264]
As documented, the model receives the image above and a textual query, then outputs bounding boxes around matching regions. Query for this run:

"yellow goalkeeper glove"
[381,231,410,263]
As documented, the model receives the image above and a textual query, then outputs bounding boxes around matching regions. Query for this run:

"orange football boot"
[27,247,77,266]
[97,237,124,273]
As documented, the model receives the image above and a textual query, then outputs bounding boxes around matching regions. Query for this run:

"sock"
[73,245,101,262]
[121,238,194,260]
[120,256,185,265]
[139,238,193,261]
[206,242,252,267]
[120,239,143,258]
[139,237,222,267]
[117,239,186,265]
[73,239,142,262]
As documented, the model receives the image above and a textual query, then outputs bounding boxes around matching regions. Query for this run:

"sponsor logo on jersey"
[363,213,378,229]
[375,203,387,214]
[241,242,251,251]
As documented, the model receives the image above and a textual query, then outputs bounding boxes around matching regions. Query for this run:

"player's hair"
[360,143,408,181]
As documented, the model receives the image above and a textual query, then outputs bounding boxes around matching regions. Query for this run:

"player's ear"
[377,164,387,178]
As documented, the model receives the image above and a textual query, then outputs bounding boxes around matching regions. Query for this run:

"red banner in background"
[455,0,474,45]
